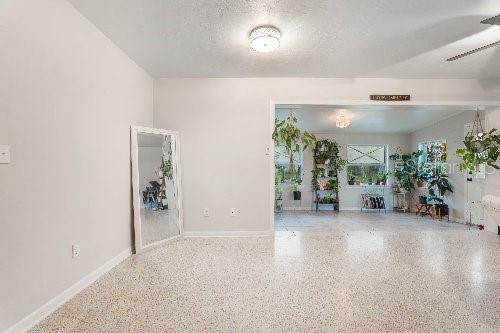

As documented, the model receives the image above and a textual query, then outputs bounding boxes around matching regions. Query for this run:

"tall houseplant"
[427,166,453,217]
[273,115,316,169]
[389,150,422,193]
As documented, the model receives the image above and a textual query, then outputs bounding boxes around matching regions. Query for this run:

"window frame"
[346,144,389,186]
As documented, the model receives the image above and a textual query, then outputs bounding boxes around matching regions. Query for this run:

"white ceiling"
[67,0,500,78]
[275,104,484,133]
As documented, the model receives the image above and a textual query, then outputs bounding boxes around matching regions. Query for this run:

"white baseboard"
[5,247,132,333]
[282,207,310,211]
[340,207,361,211]
[183,230,274,238]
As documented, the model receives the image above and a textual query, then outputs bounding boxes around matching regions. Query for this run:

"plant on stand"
[389,151,422,193]
[311,139,347,212]
[427,166,453,217]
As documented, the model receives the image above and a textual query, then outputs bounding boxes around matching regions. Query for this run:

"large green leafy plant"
[389,150,422,192]
[427,166,453,204]
[456,129,500,171]
[273,115,316,169]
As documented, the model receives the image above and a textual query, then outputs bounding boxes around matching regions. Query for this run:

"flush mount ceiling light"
[336,114,351,129]
[250,26,281,52]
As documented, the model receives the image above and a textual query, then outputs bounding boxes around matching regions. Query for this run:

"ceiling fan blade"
[481,14,500,25]
[446,40,500,61]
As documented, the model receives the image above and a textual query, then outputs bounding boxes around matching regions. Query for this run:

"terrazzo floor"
[32,212,499,332]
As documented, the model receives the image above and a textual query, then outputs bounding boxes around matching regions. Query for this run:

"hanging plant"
[456,129,500,172]
[456,111,500,172]
[273,115,316,169]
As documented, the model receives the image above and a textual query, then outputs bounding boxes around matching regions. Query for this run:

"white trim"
[282,206,310,211]
[183,230,274,238]
[5,248,132,333]
[341,207,362,211]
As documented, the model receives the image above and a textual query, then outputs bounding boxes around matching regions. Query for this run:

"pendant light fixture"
[336,113,351,129]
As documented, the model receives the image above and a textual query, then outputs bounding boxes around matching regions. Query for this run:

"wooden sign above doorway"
[370,95,411,101]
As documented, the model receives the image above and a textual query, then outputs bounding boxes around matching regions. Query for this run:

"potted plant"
[415,166,430,188]
[375,171,390,185]
[311,139,347,193]
[327,178,339,192]
[456,128,500,172]
[313,139,345,166]
[427,166,453,217]
[292,178,302,200]
[389,150,422,193]
[273,115,316,169]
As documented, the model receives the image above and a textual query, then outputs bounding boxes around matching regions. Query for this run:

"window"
[274,144,303,183]
[418,140,447,164]
[346,145,388,185]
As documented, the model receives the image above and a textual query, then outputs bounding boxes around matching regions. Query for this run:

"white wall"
[281,132,409,210]
[409,111,485,222]
[154,78,500,233]
[484,107,500,233]
[0,0,153,330]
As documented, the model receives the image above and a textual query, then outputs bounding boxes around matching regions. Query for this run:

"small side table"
[416,204,434,218]
[393,192,409,213]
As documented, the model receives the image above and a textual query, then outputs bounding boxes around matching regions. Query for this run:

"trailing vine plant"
[456,129,500,171]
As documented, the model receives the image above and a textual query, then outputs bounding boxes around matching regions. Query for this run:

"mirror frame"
[130,126,184,253]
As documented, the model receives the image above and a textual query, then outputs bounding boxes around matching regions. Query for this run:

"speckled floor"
[32,212,499,332]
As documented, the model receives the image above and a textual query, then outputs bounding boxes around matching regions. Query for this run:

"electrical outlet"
[230,208,237,217]
[0,145,10,164]
[72,244,80,258]
[203,208,210,217]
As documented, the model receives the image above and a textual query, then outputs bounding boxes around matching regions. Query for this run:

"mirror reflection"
[137,132,179,246]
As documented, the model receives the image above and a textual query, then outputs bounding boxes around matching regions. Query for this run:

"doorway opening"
[271,103,495,233]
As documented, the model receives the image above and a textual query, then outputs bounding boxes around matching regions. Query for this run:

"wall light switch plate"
[203,208,210,217]
[0,145,10,164]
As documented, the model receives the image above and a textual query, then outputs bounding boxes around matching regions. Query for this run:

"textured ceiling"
[275,105,483,133]
[67,0,500,78]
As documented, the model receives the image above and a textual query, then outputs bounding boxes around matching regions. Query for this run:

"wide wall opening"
[272,104,492,232]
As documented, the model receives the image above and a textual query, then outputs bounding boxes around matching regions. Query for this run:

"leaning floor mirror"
[131,126,183,253]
